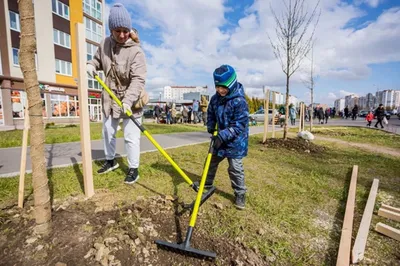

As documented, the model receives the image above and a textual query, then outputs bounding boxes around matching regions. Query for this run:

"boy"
[205,65,249,210]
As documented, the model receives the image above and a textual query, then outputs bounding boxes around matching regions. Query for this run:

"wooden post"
[302,103,305,132]
[378,208,400,222]
[351,178,379,264]
[263,89,270,143]
[18,107,30,208]
[76,23,94,198]
[381,204,400,213]
[375,223,400,241]
[336,165,358,266]
[272,92,276,138]
[298,102,302,132]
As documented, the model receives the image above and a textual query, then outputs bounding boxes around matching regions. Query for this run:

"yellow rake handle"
[94,75,194,186]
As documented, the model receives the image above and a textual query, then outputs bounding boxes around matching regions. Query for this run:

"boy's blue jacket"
[207,82,249,158]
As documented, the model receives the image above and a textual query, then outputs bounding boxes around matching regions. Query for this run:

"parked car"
[359,110,368,117]
[249,109,278,124]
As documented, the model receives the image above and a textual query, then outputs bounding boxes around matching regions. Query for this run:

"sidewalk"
[0,126,267,178]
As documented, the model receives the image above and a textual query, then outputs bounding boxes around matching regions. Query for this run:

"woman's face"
[216,86,229,96]
[112,28,130,44]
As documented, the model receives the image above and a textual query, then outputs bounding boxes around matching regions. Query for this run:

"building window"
[87,71,104,90]
[11,91,46,119]
[55,59,72,76]
[50,94,78,117]
[9,11,20,32]
[53,29,71,49]
[52,0,69,20]
[84,17,102,43]
[83,0,102,21]
[86,42,98,61]
[12,48,38,68]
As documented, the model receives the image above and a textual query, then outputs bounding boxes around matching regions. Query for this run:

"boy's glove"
[212,135,223,150]
[86,64,97,78]
[122,103,131,114]
[208,128,216,134]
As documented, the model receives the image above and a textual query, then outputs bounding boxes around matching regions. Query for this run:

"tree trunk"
[310,86,313,132]
[283,74,290,140]
[18,0,51,234]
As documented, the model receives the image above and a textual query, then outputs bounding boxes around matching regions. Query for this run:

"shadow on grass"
[70,157,84,194]
[324,167,353,265]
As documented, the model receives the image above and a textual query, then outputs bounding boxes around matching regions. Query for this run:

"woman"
[289,104,296,126]
[86,3,147,184]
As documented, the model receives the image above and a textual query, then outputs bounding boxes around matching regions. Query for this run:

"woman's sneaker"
[97,160,119,174]
[124,168,139,184]
[234,194,246,210]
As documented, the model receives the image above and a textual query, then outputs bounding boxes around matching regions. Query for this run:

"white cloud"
[355,0,383,8]
[328,92,338,100]
[103,1,400,101]
[339,90,355,97]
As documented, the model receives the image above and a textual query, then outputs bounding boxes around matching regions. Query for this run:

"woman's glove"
[86,64,97,78]
[122,103,131,114]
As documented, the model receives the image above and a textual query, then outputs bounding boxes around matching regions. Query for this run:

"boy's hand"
[212,135,223,150]
[208,128,216,134]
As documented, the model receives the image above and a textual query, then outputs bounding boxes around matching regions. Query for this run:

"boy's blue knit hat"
[213,65,237,91]
[109,3,131,32]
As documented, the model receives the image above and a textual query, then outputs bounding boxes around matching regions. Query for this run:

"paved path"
[0,117,398,177]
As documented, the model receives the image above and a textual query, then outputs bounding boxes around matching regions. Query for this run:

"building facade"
[0,0,105,128]
[163,86,208,101]
[375,90,398,109]
[334,98,345,114]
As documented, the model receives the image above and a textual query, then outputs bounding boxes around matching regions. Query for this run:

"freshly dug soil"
[0,196,267,266]
[262,137,326,154]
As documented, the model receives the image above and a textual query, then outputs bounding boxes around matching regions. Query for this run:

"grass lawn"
[1,133,399,265]
[305,126,400,149]
[0,122,205,148]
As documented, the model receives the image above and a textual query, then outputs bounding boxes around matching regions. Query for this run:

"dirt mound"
[262,137,326,154]
[0,196,267,266]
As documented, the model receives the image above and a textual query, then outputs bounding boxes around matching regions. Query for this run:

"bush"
[45,122,55,129]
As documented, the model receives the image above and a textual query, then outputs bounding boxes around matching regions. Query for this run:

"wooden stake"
[351,178,379,264]
[76,23,94,198]
[375,222,400,241]
[18,107,30,208]
[302,103,305,132]
[336,165,358,266]
[272,92,276,138]
[298,102,302,132]
[263,89,270,143]
[381,204,400,214]
[378,208,400,222]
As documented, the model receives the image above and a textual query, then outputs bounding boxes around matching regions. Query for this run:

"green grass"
[305,126,400,149]
[0,122,205,148]
[1,133,399,265]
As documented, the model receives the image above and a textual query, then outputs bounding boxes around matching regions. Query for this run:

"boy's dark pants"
[205,155,246,196]
[367,121,371,126]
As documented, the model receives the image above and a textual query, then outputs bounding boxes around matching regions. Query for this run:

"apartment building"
[334,98,345,114]
[163,86,208,101]
[0,0,105,128]
[375,90,399,109]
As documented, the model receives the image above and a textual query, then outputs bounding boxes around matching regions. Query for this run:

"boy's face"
[216,86,229,96]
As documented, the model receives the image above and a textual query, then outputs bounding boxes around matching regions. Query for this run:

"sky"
[104,0,400,105]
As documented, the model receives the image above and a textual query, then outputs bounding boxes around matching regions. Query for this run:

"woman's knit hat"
[213,65,237,91]
[108,3,131,32]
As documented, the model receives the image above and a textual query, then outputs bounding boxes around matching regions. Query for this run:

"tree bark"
[18,0,51,234]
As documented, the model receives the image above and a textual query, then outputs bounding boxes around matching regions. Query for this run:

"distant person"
[205,65,249,210]
[344,106,349,119]
[182,105,188,123]
[289,104,296,126]
[192,99,199,124]
[352,105,359,120]
[374,104,385,129]
[171,103,177,124]
[200,95,209,126]
[317,107,324,124]
[365,111,373,127]
[153,103,161,123]
[324,108,329,124]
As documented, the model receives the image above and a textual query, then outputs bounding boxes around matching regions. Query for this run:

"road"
[0,117,399,178]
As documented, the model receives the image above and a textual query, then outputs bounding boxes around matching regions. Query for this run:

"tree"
[19,0,51,234]
[268,0,320,139]
[303,42,316,132]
